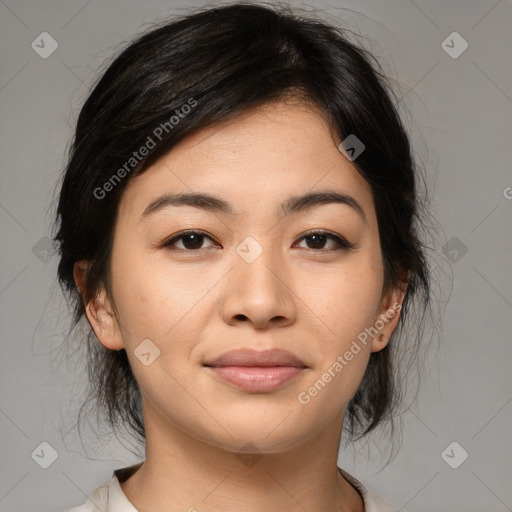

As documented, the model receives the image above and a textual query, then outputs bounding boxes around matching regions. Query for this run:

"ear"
[73,260,125,351]
[370,275,408,353]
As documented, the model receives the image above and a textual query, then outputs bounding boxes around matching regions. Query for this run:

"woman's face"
[83,99,403,453]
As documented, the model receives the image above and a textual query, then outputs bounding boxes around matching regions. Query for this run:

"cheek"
[110,243,218,358]
[109,243,176,339]
[293,262,381,417]
[296,253,384,357]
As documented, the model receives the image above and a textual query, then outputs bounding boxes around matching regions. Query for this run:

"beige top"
[67,462,398,512]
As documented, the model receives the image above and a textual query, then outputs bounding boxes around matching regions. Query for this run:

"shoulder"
[338,467,399,512]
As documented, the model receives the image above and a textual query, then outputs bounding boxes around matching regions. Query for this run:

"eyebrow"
[141,190,367,224]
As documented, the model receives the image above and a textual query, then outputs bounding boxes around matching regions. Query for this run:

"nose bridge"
[220,233,296,326]
[234,233,287,292]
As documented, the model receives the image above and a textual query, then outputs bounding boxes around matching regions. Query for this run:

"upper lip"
[203,348,307,368]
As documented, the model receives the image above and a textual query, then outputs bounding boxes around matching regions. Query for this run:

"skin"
[74,98,406,512]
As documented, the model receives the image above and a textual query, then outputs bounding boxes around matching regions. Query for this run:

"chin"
[192,414,315,455]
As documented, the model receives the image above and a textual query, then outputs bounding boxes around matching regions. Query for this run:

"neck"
[120,401,365,512]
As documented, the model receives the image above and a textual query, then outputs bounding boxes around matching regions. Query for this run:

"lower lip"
[206,366,305,392]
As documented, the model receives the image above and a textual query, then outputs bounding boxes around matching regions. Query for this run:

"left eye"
[163,230,353,252]
[295,231,353,251]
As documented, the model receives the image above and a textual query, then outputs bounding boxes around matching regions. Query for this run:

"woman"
[54,2,433,510]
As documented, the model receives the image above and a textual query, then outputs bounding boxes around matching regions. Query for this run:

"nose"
[219,245,297,330]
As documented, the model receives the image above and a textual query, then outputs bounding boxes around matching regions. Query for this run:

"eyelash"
[162,229,355,253]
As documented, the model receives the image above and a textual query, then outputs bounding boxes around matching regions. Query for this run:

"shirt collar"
[107,462,143,512]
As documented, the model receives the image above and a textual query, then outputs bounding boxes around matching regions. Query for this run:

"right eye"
[163,230,218,251]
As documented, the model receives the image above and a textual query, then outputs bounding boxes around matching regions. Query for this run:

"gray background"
[1,1,511,511]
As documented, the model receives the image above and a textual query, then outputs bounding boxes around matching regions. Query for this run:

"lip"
[204,348,307,368]
[203,348,308,392]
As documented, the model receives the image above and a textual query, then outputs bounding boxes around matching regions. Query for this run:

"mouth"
[203,348,308,392]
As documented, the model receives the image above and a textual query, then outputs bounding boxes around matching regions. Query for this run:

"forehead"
[118,100,374,222]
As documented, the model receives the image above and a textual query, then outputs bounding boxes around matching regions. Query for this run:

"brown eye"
[163,229,354,253]
[164,230,216,251]
[295,230,354,251]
